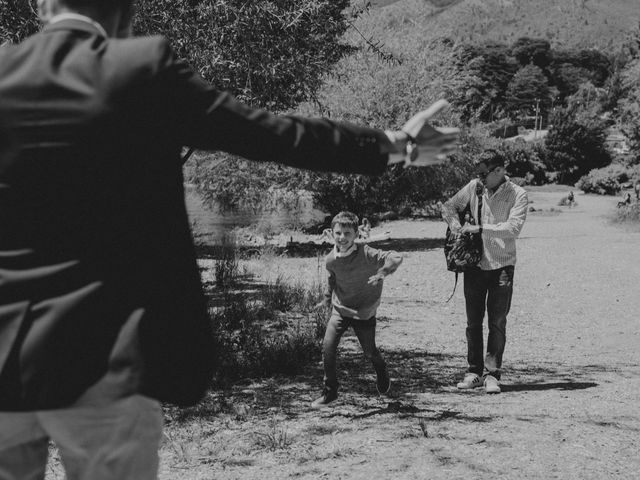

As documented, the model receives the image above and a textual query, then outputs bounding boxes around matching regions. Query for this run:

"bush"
[212,234,240,288]
[575,164,630,195]
[206,241,328,382]
[613,202,640,224]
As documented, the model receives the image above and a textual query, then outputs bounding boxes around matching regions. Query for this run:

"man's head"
[331,211,359,253]
[37,0,135,37]
[474,149,507,190]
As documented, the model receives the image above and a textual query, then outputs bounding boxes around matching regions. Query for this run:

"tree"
[617,58,640,161]
[505,64,552,119]
[551,63,592,101]
[544,89,611,184]
[448,42,518,123]
[550,48,612,101]
[511,37,551,69]
[134,0,352,111]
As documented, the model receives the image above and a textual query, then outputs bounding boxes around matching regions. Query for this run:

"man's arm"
[441,181,474,231]
[154,40,457,174]
[479,188,528,238]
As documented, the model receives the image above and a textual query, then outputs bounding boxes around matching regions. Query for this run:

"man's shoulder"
[505,180,528,198]
[107,35,174,72]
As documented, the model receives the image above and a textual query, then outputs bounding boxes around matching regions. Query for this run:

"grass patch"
[612,202,640,224]
[206,239,329,383]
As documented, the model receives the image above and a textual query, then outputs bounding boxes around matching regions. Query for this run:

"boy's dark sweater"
[326,244,390,319]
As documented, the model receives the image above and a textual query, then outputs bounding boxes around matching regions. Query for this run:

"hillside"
[368,0,639,50]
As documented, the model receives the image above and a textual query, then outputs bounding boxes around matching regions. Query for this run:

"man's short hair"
[474,149,506,170]
[331,211,359,231]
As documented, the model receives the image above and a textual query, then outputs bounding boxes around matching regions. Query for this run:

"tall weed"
[612,202,640,224]
[208,242,328,382]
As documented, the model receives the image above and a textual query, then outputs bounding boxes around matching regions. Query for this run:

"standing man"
[442,150,527,394]
[0,0,458,478]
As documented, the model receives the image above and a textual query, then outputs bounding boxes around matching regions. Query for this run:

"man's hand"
[460,224,481,234]
[368,273,385,285]
[315,299,330,310]
[387,99,459,167]
[403,100,460,166]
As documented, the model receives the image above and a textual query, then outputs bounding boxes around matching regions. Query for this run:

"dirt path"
[157,189,639,480]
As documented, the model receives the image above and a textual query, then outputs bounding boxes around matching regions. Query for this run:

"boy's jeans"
[0,395,163,480]
[463,266,514,381]
[322,312,386,392]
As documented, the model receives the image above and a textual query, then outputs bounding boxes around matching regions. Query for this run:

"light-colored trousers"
[0,395,163,480]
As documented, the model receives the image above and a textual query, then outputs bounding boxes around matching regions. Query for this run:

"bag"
[444,182,484,300]
[444,227,482,273]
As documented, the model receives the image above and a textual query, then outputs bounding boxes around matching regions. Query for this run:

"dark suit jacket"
[0,19,390,410]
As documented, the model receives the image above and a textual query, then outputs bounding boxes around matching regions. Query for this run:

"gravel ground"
[46,188,640,479]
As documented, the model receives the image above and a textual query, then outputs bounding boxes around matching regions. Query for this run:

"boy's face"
[332,223,357,252]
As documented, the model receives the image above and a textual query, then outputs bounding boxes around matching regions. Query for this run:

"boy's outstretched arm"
[368,252,403,285]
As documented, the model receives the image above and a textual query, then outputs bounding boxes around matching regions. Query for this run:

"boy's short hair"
[331,211,359,231]
[474,149,506,170]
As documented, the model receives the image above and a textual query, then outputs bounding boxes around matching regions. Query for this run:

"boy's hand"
[368,273,385,285]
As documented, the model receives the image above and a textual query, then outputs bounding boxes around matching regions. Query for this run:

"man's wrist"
[385,130,416,165]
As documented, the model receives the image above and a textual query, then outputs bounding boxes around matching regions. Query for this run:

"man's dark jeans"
[463,266,514,380]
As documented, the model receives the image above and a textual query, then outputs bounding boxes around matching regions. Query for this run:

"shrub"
[575,164,629,195]
[207,248,328,382]
[212,234,240,288]
[613,202,640,224]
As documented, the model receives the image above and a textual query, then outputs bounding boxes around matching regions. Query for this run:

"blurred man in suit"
[0,0,458,477]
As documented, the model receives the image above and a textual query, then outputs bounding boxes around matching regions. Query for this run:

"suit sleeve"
[152,39,390,175]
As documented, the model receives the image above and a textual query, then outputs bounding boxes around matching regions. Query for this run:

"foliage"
[511,37,551,69]
[497,141,547,185]
[448,42,518,123]
[616,57,640,162]
[575,164,629,195]
[505,64,552,118]
[134,0,352,112]
[296,128,480,217]
[208,242,327,381]
[448,37,611,124]
[0,0,39,45]
[212,234,241,288]
[548,47,612,104]
[544,86,611,183]
[612,202,640,224]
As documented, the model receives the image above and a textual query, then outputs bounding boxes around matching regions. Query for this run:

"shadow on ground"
[168,337,603,424]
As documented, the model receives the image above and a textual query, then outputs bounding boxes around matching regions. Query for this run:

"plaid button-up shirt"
[442,177,528,270]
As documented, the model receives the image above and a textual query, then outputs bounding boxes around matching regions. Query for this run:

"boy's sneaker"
[484,375,501,394]
[376,370,391,395]
[456,373,482,390]
[311,387,338,409]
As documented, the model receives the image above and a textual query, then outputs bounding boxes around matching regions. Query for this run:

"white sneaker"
[484,375,501,394]
[456,373,482,390]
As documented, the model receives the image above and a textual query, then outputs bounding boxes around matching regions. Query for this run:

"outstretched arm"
[156,41,458,173]
[368,252,403,285]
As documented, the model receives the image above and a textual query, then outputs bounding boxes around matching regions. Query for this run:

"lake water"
[185,184,326,243]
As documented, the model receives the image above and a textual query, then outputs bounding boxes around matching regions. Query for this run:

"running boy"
[312,211,403,408]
